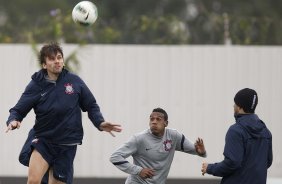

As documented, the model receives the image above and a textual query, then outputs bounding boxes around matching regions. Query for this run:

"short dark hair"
[152,108,168,121]
[39,42,64,65]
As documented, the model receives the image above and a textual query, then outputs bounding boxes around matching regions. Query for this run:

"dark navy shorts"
[19,129,76,183]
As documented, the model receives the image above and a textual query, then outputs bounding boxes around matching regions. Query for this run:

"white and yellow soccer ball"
[72,1,98,26]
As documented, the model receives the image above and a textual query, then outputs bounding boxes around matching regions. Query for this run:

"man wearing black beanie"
[201,88,273,184]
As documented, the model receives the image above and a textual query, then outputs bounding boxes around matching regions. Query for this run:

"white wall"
[0,44,281,179]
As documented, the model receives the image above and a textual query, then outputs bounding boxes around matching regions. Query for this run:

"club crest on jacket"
[64,83,74,94]
[163,140,172,151]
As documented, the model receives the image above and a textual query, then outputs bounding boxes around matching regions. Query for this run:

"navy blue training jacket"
[207,114,272,184]
[7,69,104,144]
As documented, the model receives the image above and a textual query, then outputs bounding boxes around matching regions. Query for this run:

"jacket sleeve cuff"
[206,164,213,174]
[6,119,17,126]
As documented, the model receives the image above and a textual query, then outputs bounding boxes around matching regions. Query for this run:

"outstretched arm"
[201,127,244,177]
[6,80,40,132]
[176,131,207,157]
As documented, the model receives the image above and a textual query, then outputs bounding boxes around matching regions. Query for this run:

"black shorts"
[19,130,76,183]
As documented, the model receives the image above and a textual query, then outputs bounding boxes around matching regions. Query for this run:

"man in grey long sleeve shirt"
[110,108,206,184]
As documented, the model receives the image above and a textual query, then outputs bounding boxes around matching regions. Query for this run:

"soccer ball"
[72,1,98,26]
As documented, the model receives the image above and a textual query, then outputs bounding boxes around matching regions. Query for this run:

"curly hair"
[39,42,64,65]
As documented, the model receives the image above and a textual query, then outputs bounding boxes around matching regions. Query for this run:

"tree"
[0,0,281,45]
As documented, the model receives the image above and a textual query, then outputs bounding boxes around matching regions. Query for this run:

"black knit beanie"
[234,88,258,113]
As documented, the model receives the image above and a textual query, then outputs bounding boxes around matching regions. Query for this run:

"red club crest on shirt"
[64,83,74,94]
[163,139,172,151]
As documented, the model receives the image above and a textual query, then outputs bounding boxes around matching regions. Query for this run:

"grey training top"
[110,128,206,184]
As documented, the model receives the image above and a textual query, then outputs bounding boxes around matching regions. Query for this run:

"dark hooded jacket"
[7,69,104,144]
[207,114,272,184]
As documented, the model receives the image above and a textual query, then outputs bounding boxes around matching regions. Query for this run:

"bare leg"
[27,149,49,184]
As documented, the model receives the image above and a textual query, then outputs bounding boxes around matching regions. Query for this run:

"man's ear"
[165,121,168,127]
[42,63,47,69]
